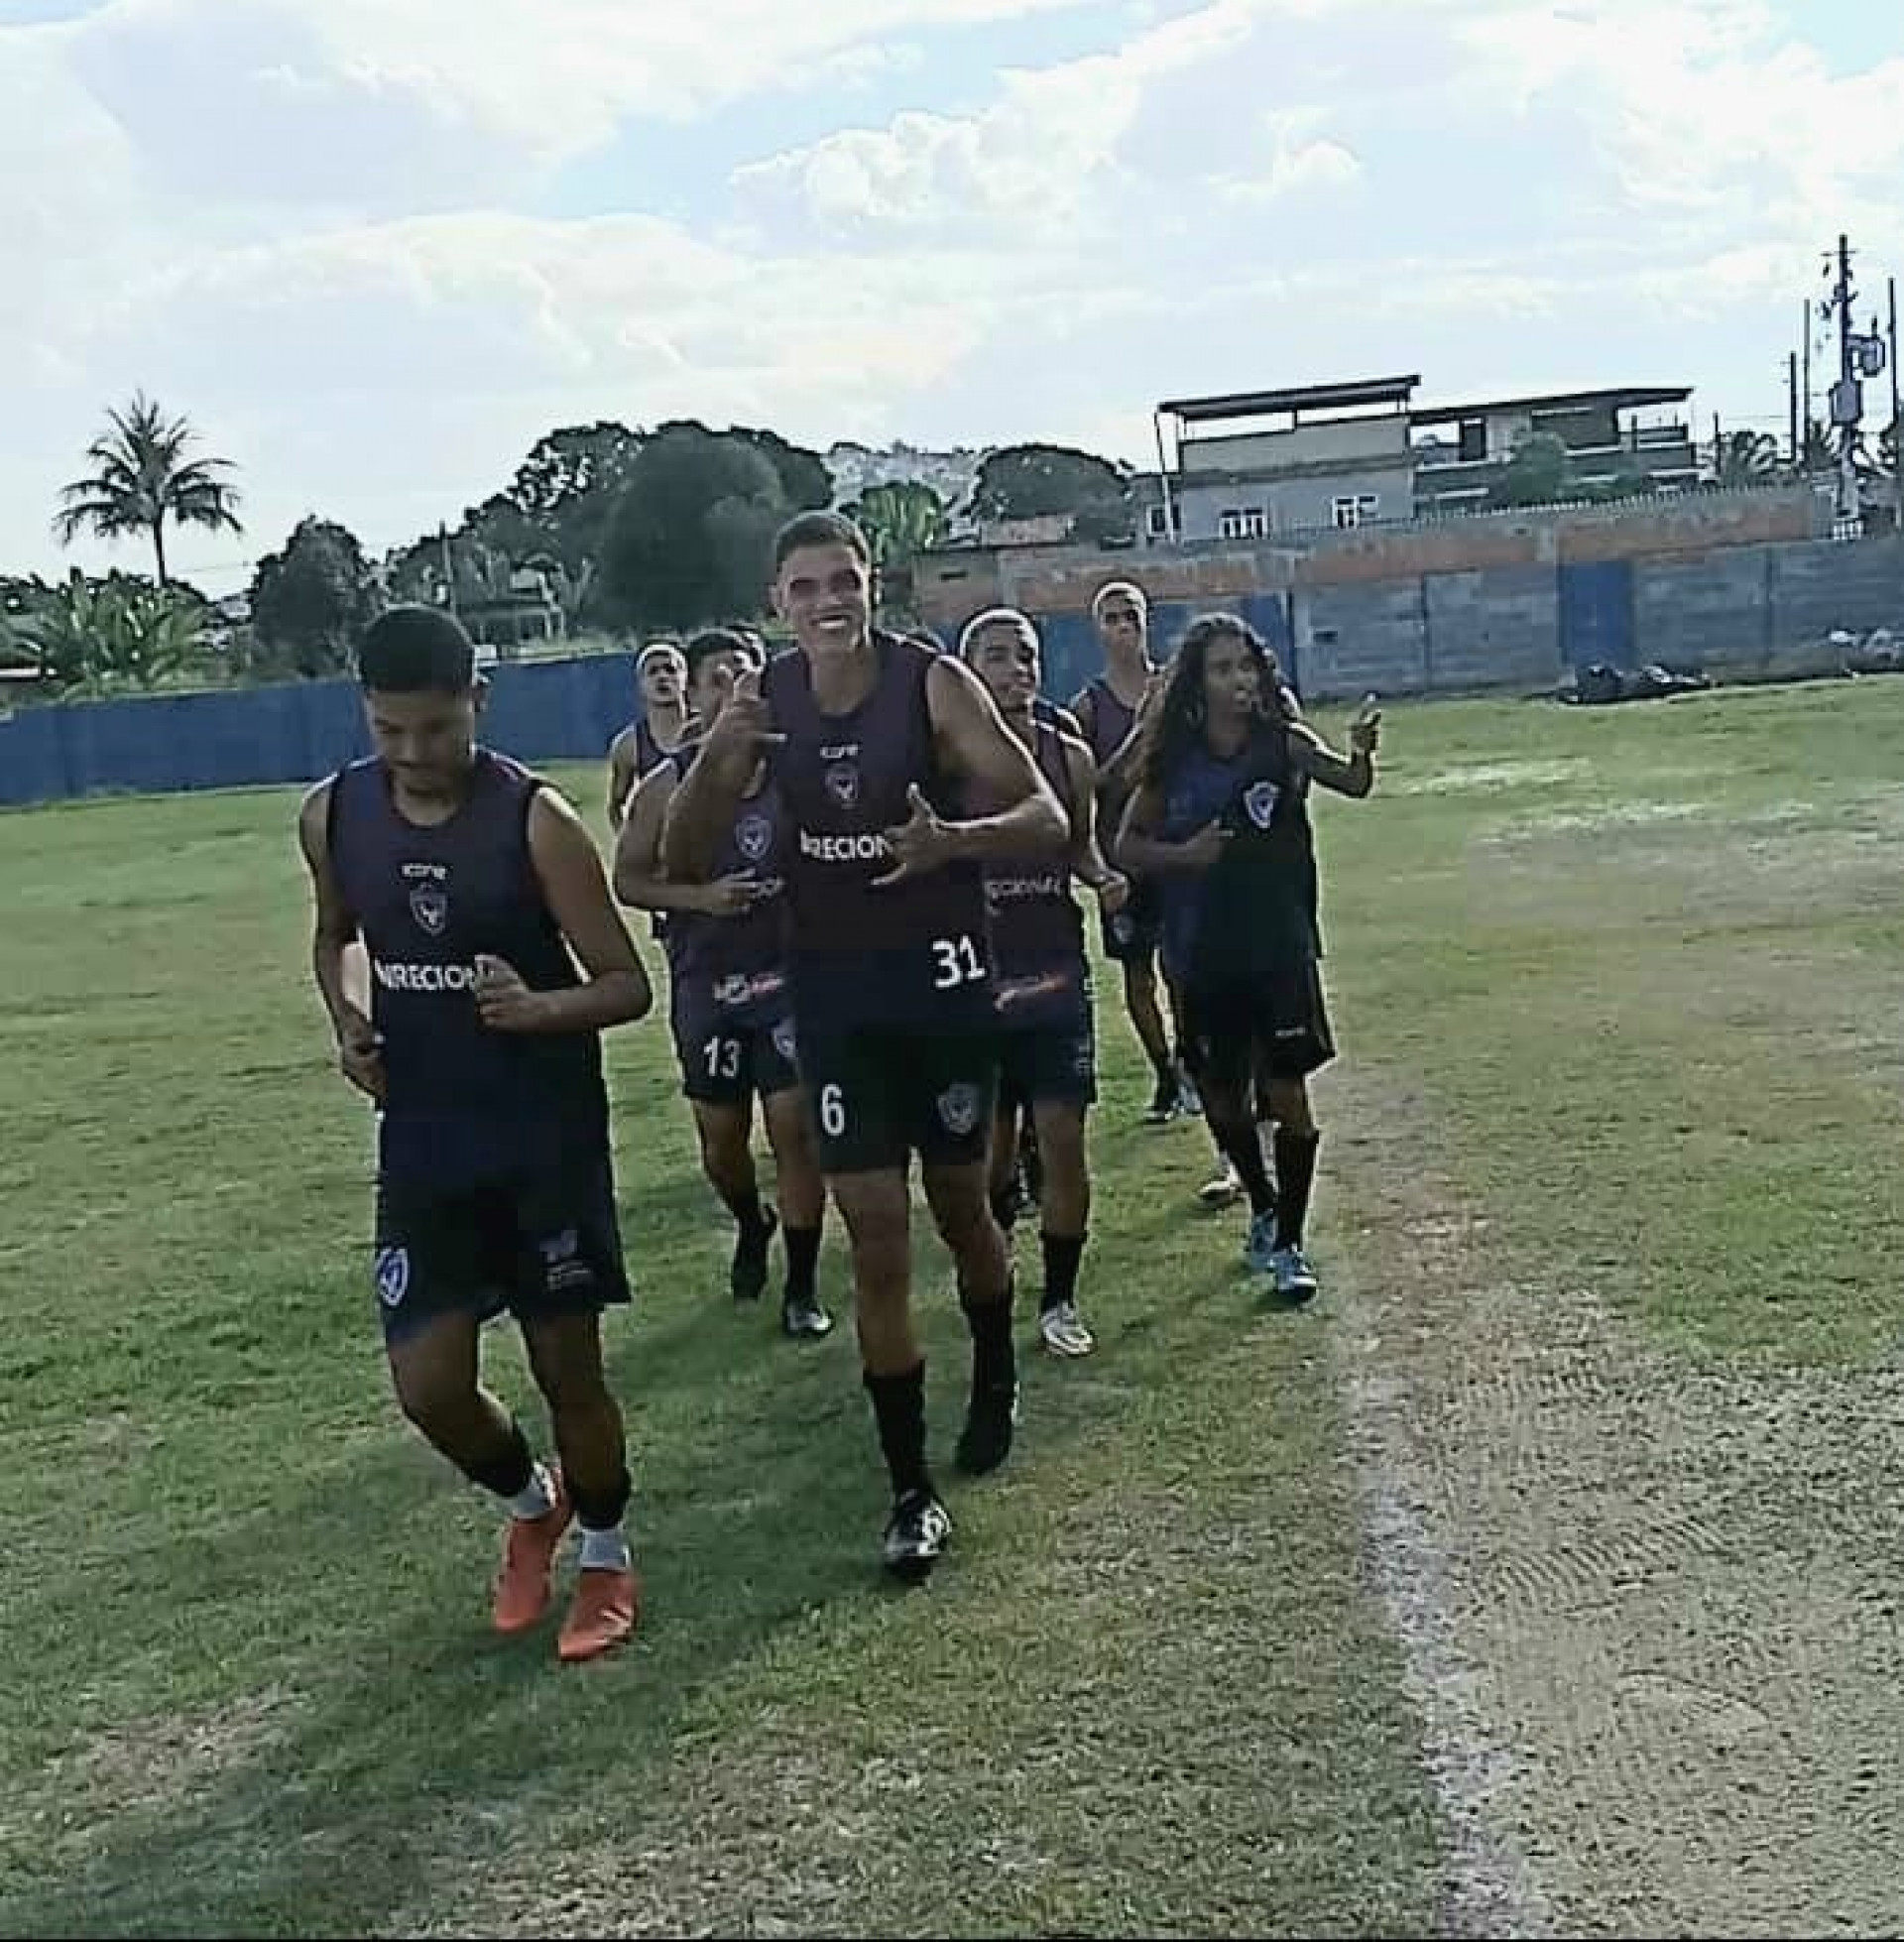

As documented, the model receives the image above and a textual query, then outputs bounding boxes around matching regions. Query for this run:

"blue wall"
[0,651,642,810]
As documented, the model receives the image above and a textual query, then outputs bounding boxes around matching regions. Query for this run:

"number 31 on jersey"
[930,933,984,991]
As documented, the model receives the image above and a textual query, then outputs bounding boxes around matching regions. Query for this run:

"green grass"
[3,676,1899,1936]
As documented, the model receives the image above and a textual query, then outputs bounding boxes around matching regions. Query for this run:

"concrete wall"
[1181,415,1409,473]
[1174,461,1412,542]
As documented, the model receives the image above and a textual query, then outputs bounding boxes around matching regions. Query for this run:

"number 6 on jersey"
[819,1082,847,1139]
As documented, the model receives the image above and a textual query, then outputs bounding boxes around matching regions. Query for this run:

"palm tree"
[848,480,951,621]
[53,391,242,587]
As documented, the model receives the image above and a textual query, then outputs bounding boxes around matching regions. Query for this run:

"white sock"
[507,1461,557,1521]
[578,1522,631,1572]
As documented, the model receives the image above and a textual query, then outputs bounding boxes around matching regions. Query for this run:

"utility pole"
[1890,276,1902,534]
[1800,300,1813,466]
[1787,351,1800,466]
[1823,232,1863,537]
[438,523,458,617]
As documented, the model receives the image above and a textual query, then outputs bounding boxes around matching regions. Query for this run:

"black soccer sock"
[1274,1129,1320,1248]
[568,1466,633,1533]
[463,1418,536,1500]
[782,1225,821,1300]
[724,1184,770,1234]
[1213,1109,1276,1217]
[864,1362,929,1498]
[961,1281,1017,1389]
[990,1180,1021,1232]
[1039,1232,1085,1313]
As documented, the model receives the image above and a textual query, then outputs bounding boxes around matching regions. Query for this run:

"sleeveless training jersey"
[1154,725,1316,994]
[662,743,792,1032]
[764,631,995,1033]
[984,717,1088,1030]
[328,750,608,1187]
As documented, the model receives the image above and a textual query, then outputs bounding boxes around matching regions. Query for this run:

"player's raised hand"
[1350,692,1382,755]
[873,784,956,888]
[1092,868,1131,917]
[704,663,784,780]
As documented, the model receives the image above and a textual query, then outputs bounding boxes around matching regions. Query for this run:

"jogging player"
[1116,612,1378,1301]
[960,607,1127,1358]
[1069,580,1188,1123]
[606,639,690,829]
[614,627,832,1340]
[298,605,652,1662]
[661,512,1067,1580]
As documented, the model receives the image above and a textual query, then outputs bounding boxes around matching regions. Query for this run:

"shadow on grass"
[2,1124,1287,1938]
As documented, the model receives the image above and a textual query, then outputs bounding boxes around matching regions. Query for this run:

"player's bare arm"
[1289,701,1379,798]
[613,764,752,917]
[658,666,776,882]
[924,655,1067,860]
[1115,781,1230,875]
[476,790,653,1033]
[606,727,639,830]
[297,779,385,1098]
[1061,738,1128,908]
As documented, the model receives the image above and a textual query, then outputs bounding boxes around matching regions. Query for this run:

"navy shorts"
[1100,878,1163,966]
[998,1012,1097,1110]
[1178,961,1336,1093]
[671,995,800,1106]
[795,1025,999,1176]
[371,1155,632,1344]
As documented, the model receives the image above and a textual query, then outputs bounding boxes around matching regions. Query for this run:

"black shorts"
[1100,878,1163,966]
[795,1025,999,1175]
[673,1009,800,1106]
[371,1156,632,1344]
[998,1014,1097,1110]
[1179,961,1336,1093]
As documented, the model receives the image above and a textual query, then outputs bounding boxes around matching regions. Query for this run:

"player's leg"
[1258,1073,1322,1303]
[987,1052,1028,1231]
[677,1000,778,1301]
[913,1040,1016,1477]
[1107,888,1183,1122]
[1182,991,1279,1273]
[375,1186,574,1635]
[1197,1045,1273,1210]
[806,1030,950,1578]
[756,1026,832,1338]
[513,1158,639,1659]
[1028,1017,1097,1358]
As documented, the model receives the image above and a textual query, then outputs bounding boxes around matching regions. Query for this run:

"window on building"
[1330,493,1380,530]
[1458,418,1487,462]
[1144,504,1172,540]
[1218,506,1269,540]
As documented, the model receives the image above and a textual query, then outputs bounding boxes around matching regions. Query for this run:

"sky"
[3,0,1901,594]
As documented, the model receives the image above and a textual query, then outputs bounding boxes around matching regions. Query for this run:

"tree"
[733,427,834,514]
[13,569,205,693]
[597,424,788,631]
[1487,432,1571,509]
[1715,429,1780,487]
[248,517,378,680]
[848,480,950,617]
[53,391,242,587]
[967,442,1133,543]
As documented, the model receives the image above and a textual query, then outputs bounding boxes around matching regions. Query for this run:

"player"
[613,627,832,1340]
[298,605,653,1663]
[606,640,690,830]
[1068,580,1189,1124]
[660,511,1067,1580]
[959,607,1128,1358]
[1115,613,1379,1301]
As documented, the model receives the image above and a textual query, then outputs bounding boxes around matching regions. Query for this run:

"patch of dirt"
[1320,1069,1904,1938]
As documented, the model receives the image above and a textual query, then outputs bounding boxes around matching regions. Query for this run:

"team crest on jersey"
[936,1082,981,1136]
[373,1246,410,1308]
[409,883,449,936]
[823,762,860,810]
[735,812,773,863]
[1244,780,1280,830]
[772,1018,798,1064]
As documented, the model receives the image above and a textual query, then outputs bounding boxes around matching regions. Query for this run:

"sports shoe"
[883,1487,951,1582]
[781,1288,834,1339]
[1197,1162,1244,1209]
[492,1478,573,1635]
[1037,1301,1095,1358]
[556,1565,641,1662]
[730,1205,778,1302]
[1245,1209,1279,1276]
[1269,1245,1320,1304]
[956,1372,1020,1475]
[1142,1069,1181,1124]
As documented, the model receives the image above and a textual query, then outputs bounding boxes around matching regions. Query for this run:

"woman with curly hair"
[1114,613,1380,1299]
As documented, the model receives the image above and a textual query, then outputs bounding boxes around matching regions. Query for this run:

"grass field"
[3,680,1901,1937]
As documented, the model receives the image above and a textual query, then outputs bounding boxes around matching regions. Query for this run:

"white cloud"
[6,0,1904,590]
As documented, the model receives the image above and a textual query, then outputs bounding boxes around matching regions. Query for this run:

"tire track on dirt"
[1321,1067,1904,1939]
